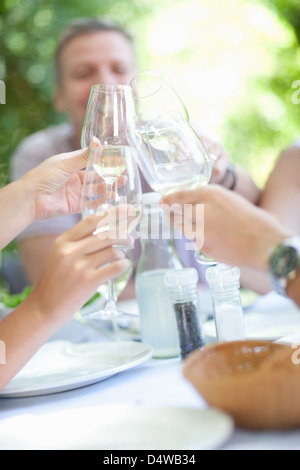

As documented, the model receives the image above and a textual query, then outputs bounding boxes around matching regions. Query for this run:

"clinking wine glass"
[128,70,215,265]
[80,84,143,320]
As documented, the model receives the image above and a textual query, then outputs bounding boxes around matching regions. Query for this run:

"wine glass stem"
[105,279,118,317]
[106,182,114,204]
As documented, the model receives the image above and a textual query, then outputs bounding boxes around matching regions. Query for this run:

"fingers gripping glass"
[128,70,215,265]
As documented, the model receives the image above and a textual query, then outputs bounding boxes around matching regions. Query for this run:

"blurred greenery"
[0,0,300,241]
[222,0,300,180]
[0,0,159,189]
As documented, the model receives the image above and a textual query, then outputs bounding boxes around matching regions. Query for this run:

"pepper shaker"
[164,268,205,360]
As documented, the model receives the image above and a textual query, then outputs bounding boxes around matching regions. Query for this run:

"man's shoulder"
[10,122,74,179]
[15,122,73,152]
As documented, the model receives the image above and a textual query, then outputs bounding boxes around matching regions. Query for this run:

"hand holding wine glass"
[80,84,143,320]
[128,71,215,265]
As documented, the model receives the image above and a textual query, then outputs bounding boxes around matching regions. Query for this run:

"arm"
[16,138,126,285]
[258,145,300,234]
[197,133,261,204]
[238,145,300,294]
[287,273,300,305]
[0,214,132,390]
[0,145,90,250]
[232,165,261,205]
[160,185,300,306]
[0,139,138,389]
[0,180,34,250]
[19,235,62,284]
[9,129,74,285]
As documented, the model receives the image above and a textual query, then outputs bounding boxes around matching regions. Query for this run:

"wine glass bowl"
[81,84,137,149]
[131,111,212,195]
[128,71,212,194]
[129,70,189,124]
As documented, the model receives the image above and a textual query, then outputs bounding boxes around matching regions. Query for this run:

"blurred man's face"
[54,31,136,139]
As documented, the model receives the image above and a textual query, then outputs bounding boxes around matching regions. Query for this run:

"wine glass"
[80,84,143,320]
[128,71,215,265]
[129,69,189,123]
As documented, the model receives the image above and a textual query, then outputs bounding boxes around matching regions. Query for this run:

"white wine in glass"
[93,147,128,186]
[138,119,209,195]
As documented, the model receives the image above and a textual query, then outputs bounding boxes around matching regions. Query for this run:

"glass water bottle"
[135,192,183,358]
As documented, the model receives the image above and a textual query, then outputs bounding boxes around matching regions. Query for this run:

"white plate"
[204,309,300,342]
[0,404,234,450]
[0,340,153,398]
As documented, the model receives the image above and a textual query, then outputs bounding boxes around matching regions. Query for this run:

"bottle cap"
[164,268,199,288]
[205,263,240,284]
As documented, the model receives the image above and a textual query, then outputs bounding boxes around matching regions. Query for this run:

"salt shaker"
[164,268,205,360]
[205,264,246,342]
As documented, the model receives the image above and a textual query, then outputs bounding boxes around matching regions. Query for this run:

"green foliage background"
[222,0,300,181]
[0,0,157,186]
[0,0,299,189]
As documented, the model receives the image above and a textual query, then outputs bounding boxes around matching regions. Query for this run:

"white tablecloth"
[1,291,300,450]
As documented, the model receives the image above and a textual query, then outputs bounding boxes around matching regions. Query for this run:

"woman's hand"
[0,209,133,390]
[30,210,133,325]
[20,137,102,220]
[0,138,105,250]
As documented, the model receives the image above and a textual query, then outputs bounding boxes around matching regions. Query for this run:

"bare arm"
[239,146,300,294]
[19,235,59,284]
[233,165,261,205]
[0,139,138,389]
[6,139,100,284]
[0,215,131,390]
[287,273,300,305]
[199,134,261,204]
[0,180,34,250]
[0,146,90,251]
[259,146,300,234]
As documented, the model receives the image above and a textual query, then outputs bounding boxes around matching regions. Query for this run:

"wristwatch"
[220,164,237,190]
[268,236,300,297]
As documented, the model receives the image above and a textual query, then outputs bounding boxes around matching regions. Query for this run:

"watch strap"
[220,164,237,191]
[269,236,300,297]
